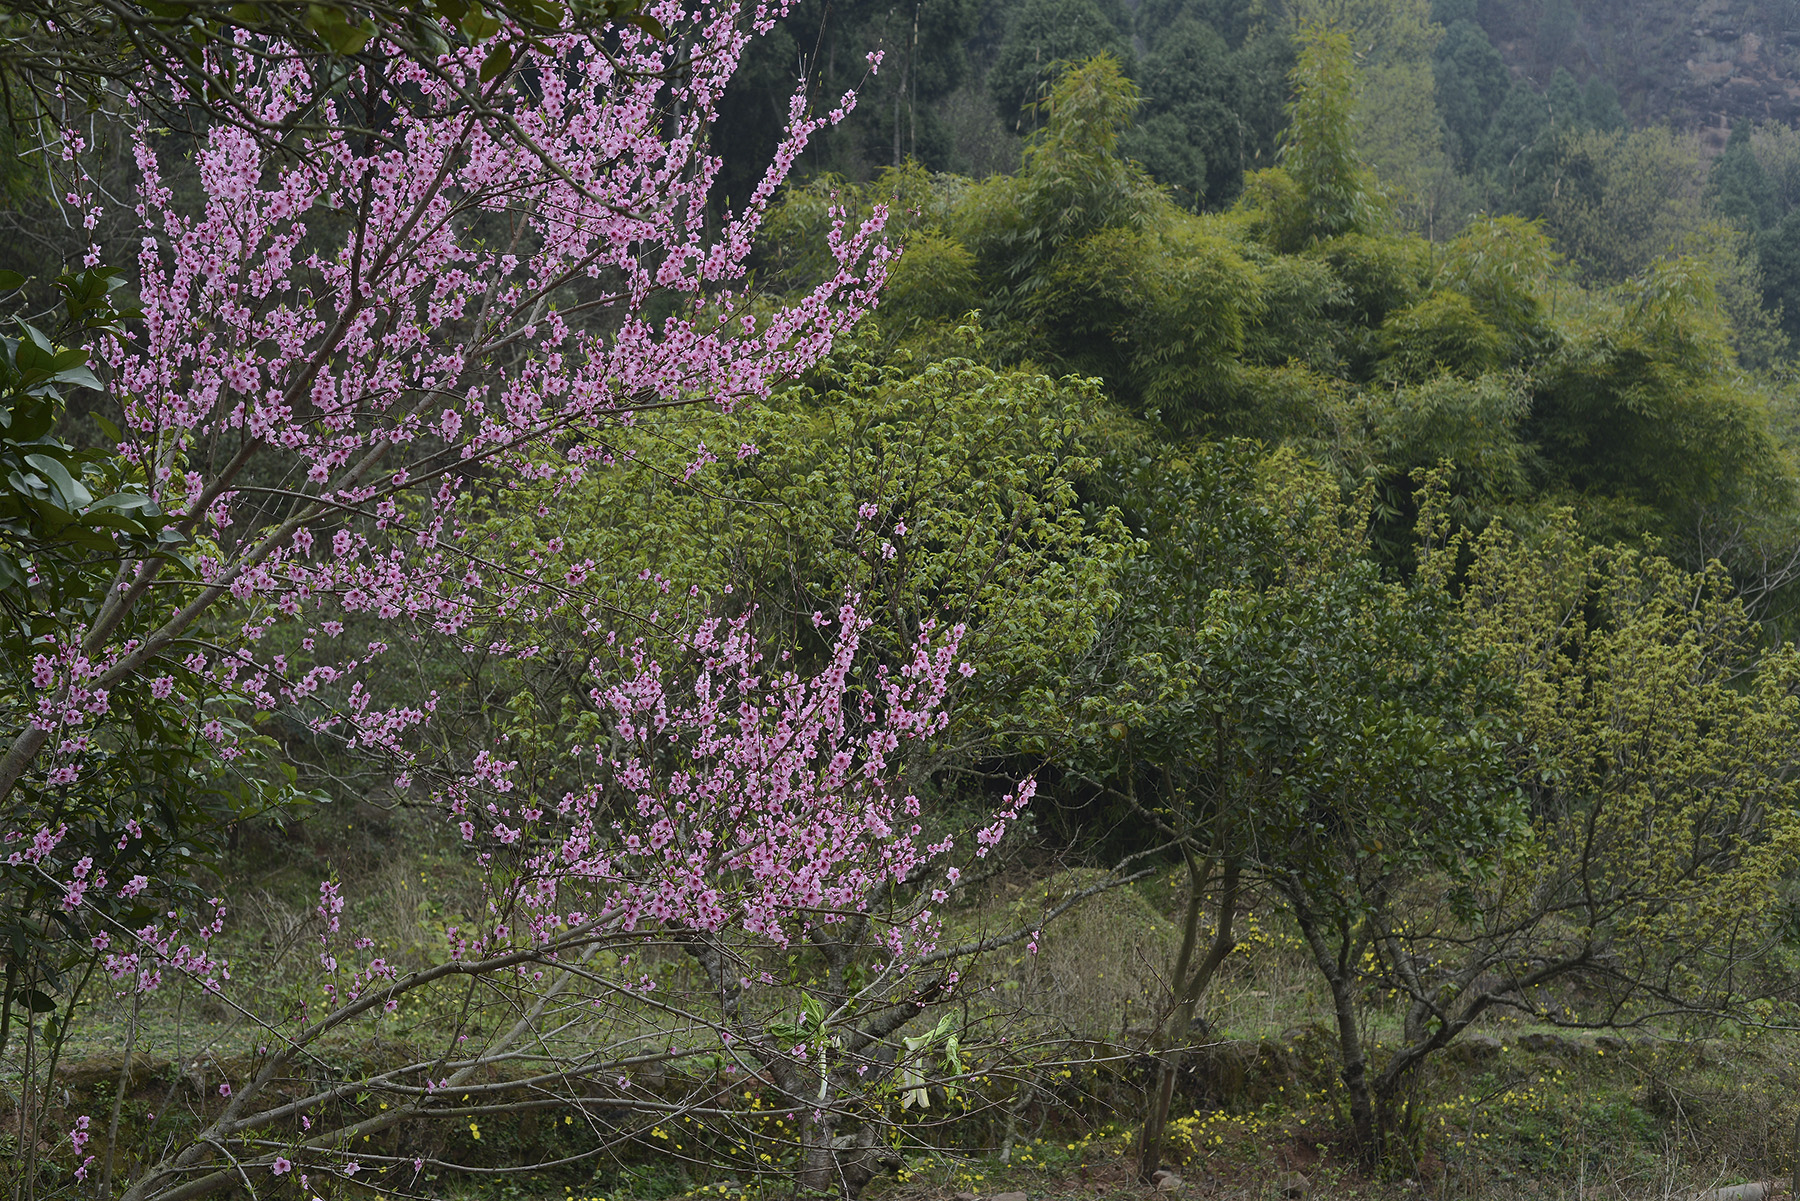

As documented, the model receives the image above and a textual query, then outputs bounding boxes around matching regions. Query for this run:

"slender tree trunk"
[908,1,918,162]
[1138,856,1239,1181]
[102,994,143,1199]
[1292,901,1378,1165]
[891,28,904,170]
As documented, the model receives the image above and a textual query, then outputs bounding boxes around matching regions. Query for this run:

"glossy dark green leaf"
[14,988,56,1014]
[479,41,515,80]
[625,11,663,38]
[460,5,501,39]
[23,454,93,510]
[3,398,56,441]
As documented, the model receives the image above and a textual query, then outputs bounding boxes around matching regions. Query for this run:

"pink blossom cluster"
[21,0,892,793]
[564,607,1022,957]
[39,605,1030,1036]
[0,4,1050,1189]
[268,607,1031,1016]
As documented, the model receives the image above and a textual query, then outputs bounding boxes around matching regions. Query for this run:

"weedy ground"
[38,803,1800,1201]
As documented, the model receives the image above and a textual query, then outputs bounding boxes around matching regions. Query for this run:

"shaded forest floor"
[853,1026,1800,1201]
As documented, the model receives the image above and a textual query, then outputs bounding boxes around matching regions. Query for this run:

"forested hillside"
[8,1,1800,1200]
[708,0,1800,341]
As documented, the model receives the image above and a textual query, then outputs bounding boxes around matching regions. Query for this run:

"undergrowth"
[29,807,1800,1201]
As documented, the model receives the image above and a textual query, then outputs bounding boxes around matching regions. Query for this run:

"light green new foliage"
[1034,214,1266,428]
[1341,372,1532,522]
[478,346,1132,764]
[952,55,1165,313]
[1309,232,1430,331]
[1431,214,1559,350]
[1531,248,1796,544]
[1377,291,1506,381]
[1453,511,1800,1011]
[1255,28,1388,253]
[878,231,982,336]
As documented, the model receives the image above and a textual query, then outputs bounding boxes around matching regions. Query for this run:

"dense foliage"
[10,0,1800,1195]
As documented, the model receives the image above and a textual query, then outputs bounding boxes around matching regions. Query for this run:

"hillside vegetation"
[9,2,1800,1201]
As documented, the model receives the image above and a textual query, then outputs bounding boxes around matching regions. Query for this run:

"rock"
[1280,1174,1310,1199]
[953,1193,977,1201]
[1518,1032,1579,1056]
[1594,1035,1632,1054]
[1447,1034,1502,1063]
[1152,1173,1182,1192]
[992,1191,1030,1201]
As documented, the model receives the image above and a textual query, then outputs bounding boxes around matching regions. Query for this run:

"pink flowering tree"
[3,0,891,805]
[0,3,1071,1196]
[51,605,1033,1201]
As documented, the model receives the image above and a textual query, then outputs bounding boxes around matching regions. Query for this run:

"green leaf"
[509,0,563,24]
[306,3,374,51]
[624,12,663,38]
[460,4,501,39]
[1,398,56,441]
[89,490,161,521]
[479,41,515,81]
[49,365,102,393]
[14,988,56,1014]
[0,271,24,291]
[13,324,58,373]
[23,454,94,510]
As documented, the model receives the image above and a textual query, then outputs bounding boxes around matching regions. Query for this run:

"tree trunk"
[1292,900,1378,1165]
[1323,965,1376,1163]
[779,1051,843,1197]
[797,1105,840,1196]
[1138,857,1239,1181]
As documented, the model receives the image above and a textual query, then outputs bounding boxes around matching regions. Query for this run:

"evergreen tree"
[990,0,1132,126]
[1583,75,1626,131]
[1546,67,1585,131]
[1137,0,1256,48]
[1231,28,1301,172]
[1476,78,1551,195]
[1757,209,1800,344]
[711,0,979,202]
[1536,0,1578,75]
[1711,120,1779,234]
[1433,17,1510,169]
[1124,18,1249,206]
